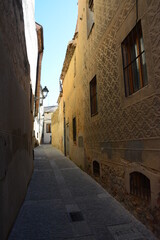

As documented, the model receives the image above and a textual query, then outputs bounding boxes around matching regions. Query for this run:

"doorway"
[66,123,69,156]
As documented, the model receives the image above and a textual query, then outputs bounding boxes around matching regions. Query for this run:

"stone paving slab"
[26,170,61,201]
[9,200,74,240]
[9,145,157,240]
[34,158,51,170]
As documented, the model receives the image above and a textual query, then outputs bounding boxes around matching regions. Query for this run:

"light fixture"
[34,86,49,102]
[42,86,49,99]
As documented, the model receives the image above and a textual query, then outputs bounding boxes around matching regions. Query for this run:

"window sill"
[121,84,155,109]
[91,111,98,117]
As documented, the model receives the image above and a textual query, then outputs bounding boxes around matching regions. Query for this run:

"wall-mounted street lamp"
[34,86,49,101]
[42,86,49,99]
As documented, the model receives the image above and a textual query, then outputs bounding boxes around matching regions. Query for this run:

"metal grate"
[130,172,151,201]
[68,211,84,222]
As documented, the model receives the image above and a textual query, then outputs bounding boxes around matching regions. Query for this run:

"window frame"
[89,0,94,12]
[90,75,98,117]
[121,20,148,97]
[87,0,94,38]
[46,123,51,133]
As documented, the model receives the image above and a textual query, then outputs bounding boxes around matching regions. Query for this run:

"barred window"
[90,76,98,116]
[130,172,151,201]
[121,21,148,97]
[73,117,76,142]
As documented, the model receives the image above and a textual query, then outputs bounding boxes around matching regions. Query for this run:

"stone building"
[34,23,44,117]
[51,98,64,152]
[0,1,40,239]
[53,0,160,212]
[34,23,44,146]
[34,86,44,146]
[43,106,57,144]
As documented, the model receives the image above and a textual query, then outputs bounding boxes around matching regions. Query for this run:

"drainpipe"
[136,0,138,23]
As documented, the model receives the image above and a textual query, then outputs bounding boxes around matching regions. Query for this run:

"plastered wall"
[53,0,160,207]
[0,1,37,239]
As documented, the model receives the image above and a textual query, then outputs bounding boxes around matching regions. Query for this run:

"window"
[46,123,51,133]
[89,0,94,12]
[87,0,94,37]
[121,21,148,97]
[93,161,100,177]
[90,76,98,116]
[130,172,151,201]
[73,117,76,142]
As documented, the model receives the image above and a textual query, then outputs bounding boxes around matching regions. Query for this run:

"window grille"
[121,21,148,97]
[130,172,151,201]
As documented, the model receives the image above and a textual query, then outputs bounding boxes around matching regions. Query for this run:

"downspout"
[136,0,138,23]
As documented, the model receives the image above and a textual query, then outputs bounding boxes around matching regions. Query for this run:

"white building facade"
[43,106,57,144]
[34,87,44,145]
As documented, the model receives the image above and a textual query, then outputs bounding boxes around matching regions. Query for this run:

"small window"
[87,0,94,37]
[130,172,151,201]
[90,76,98,116]
[89,0,94,12]
[93,161,100,177]
[121,21,148,97]
[73,117,76,142]
[46,123,51,133]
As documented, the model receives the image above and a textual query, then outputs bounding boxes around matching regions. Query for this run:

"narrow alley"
[9,145,156,240]
[1,1,160,240]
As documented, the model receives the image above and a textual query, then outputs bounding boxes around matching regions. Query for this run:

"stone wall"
[51,101,64,153]
[51,109,60,149]
[0,1,37,239]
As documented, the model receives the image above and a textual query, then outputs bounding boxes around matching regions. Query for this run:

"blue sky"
[35,0,78,106]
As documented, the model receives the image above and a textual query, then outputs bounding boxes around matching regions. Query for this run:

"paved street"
[9,145,156,240]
